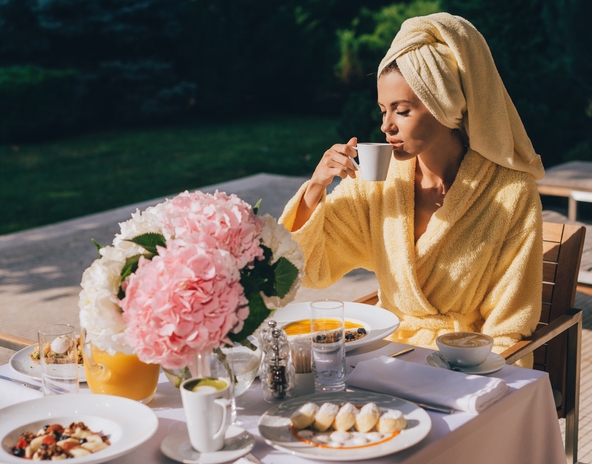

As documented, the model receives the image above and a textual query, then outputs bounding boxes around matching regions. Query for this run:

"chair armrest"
[354,291,379,306]
[500,307,583,365]
[0,332,35,352]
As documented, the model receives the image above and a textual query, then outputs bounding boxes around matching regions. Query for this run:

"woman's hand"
[309,137,359,190]
[292,137,358,231]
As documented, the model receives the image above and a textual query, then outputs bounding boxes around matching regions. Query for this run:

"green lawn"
[0,115,339,235]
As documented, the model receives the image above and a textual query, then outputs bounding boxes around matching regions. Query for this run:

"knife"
[0,374,42,391]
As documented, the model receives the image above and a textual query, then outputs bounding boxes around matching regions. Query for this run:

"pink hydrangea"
[120,241,249,369]
[161,191,264,269]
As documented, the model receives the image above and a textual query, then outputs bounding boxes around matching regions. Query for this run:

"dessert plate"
[0,394,158,463]
[9,344,86,382]
[273,301,400,352]
[160,425,255,464]
[425,351,506,375]
[258,391,431,461]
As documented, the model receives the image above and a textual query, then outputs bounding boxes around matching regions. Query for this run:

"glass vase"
[163,339,262,421]
[80,330,160,404]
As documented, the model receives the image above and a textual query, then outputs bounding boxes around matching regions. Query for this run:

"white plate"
[272,301,400,352]
[0,394,158,463]
[160,425,255,464]
[258,391,431,461]
[9,344,86,383]
[425,352,506,375]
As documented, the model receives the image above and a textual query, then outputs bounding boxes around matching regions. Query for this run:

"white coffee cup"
[436,332,494,367]
[181,377,232,452]
[354,143,393,181]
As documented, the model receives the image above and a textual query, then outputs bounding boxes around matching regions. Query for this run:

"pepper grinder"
[259,320,294,402]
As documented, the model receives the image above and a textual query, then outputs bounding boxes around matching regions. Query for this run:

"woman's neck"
[416,131,467,192]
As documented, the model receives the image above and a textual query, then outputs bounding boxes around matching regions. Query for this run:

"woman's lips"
[389,141,404,149]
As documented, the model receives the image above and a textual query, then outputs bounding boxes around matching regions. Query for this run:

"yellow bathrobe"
[280,149,542,365]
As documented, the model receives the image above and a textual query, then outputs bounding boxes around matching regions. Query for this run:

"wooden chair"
[355,221,586,464]
[0,332,35,351]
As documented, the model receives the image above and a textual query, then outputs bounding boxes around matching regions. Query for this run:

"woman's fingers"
[313,143,358,184]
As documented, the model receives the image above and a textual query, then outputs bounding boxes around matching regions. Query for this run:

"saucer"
[426,351,506,375]
[160,425,255,464]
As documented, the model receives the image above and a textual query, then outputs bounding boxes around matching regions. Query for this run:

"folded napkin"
[347,357,510,413]
[0,378,42,409]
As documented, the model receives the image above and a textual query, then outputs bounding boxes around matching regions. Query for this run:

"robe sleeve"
[478,189,543,367]
[279,179,375,288]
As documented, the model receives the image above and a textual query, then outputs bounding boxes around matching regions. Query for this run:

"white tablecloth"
[0,341,565,463]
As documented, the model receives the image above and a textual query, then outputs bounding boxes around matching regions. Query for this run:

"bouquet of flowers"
[79,190,303,370]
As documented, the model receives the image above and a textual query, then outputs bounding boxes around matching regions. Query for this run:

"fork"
[244,453,264,464]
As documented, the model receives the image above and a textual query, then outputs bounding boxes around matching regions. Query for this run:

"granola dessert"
[10,422,110,460]
[28,337,83,365]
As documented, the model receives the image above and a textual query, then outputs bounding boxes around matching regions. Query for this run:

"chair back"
[536,221,585,417]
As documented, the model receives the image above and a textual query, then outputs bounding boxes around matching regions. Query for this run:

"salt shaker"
[259,320,294,401]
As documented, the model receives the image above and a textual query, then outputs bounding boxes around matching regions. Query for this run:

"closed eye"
[396,110,410,116]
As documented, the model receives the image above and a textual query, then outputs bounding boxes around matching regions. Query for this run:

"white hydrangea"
[113,202,168,245]
[259,214,304,309]
[78,245,141,354]
[259,214,304,268]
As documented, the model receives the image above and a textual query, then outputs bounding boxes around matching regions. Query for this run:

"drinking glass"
[38,323,79,395]
[310,299,346,392]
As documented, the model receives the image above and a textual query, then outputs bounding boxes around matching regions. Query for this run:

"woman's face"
[378,71,451,161]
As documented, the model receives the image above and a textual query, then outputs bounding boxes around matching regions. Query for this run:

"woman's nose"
[381,115,397,135]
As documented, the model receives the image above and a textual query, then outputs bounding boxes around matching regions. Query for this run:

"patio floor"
[1,173,591,462]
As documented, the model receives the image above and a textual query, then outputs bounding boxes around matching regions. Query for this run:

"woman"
[279,13,545,367]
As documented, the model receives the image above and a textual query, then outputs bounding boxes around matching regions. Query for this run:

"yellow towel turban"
[378,13,545,180]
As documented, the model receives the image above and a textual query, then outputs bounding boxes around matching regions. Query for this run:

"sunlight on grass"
[0,115,339,235]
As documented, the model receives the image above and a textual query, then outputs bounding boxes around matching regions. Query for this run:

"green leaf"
[118,254,142,299]
[272,257,299,298]
[126,233,166,256]
[92,239,103,256]
[228,292,271,343]
[253,198,262,215]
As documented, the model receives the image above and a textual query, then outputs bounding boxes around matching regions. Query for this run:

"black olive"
[13,447,25,457]
[79,438,87,444]
[59,435,70,441]
[43,425,50,431]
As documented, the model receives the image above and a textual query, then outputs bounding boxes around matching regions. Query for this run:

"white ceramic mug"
[354,143,393,181]
[180,377,231,452]
[436,332,493,367]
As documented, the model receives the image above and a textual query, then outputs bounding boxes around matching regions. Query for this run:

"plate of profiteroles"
[0,394,158,463]
[272,301,400,351]
[258,391,431,461]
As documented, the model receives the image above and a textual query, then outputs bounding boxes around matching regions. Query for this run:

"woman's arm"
[292,137,359,231]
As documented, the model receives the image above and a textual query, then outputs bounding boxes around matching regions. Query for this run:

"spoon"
[389,347,414,358]
[437,353,462,371]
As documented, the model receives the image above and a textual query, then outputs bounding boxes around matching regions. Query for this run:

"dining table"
[0,339,566,464]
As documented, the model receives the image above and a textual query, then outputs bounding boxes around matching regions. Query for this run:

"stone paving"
[1,173,591,462]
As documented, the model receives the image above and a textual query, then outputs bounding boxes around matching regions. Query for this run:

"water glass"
[310,299,346,392]
[38,323,79,396]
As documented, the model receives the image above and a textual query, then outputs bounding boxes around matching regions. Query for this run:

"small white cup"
[181,377,232,453]
[354,143,392,181]
[436,332,493,367]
